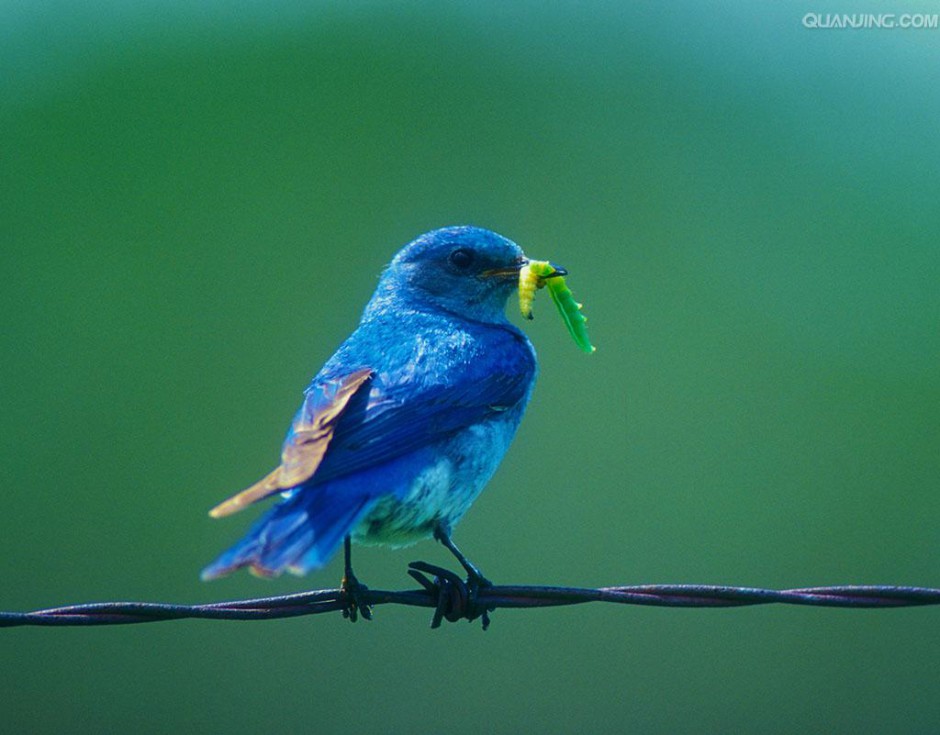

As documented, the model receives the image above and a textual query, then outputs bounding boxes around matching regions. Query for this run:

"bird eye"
[448,248,474,270]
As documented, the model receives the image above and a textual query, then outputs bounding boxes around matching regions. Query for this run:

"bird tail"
[200,486,376,581]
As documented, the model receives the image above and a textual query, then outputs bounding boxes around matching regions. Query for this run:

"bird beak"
[481,258,528,279]
[481,259,569,279]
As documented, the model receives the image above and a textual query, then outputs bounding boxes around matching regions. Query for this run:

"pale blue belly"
[350,415,518,547]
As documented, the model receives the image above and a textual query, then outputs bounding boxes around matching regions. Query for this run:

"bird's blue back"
[308,307,537,485]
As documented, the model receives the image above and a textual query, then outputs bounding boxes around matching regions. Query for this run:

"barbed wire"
[3,561,939,631]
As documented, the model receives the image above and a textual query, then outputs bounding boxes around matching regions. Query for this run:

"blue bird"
[202,226,562,614]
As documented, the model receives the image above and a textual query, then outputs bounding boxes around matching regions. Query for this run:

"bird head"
[370,226,536,324]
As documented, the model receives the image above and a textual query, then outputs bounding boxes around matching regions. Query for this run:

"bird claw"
[471,571,494,591]
[407,561,494,630]
[340,573,372,622]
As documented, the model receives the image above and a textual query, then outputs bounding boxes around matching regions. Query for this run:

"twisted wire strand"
[2,562,938,629]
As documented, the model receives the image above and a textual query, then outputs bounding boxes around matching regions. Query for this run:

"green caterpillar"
[519,260,595,354]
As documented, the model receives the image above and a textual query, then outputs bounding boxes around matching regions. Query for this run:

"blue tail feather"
[201,486,376,581]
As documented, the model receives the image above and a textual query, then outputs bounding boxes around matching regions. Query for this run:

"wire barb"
[407,561,494,629]
[3,567,940,629]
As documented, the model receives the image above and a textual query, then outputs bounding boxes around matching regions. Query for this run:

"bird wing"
[208,355,532,517]
[208,368,374,518]
[312,365,532,484]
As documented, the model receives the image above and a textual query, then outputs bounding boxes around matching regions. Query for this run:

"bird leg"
[340,535,372,622]
[433,524,492,590]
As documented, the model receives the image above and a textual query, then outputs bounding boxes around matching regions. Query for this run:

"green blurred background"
[3,1,939,732]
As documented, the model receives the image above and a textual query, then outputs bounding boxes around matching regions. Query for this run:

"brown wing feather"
[208,368,373,518]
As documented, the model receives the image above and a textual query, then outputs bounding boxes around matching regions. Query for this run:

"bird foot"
[407,561,494,630]
[340,572,372,623]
